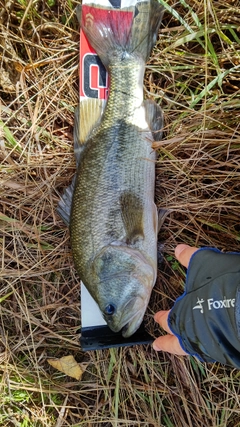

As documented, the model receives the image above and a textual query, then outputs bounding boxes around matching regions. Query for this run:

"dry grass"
[0,0,240,425]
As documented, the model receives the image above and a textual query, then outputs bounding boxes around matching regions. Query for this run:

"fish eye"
[104,304,115,316]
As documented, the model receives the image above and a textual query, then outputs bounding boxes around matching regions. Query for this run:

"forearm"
[168,248,240,368]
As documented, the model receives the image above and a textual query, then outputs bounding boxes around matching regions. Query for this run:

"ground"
[0,0,240,426]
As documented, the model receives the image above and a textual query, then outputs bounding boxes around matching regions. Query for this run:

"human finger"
[154,310,172,334]
[153,334,188,355]
[175,244,199,268]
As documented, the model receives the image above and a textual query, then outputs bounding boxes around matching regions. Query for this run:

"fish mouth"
[103,294,150,337]
[117,294,150,338]
[120,306,145,338]
[105,300,145,337]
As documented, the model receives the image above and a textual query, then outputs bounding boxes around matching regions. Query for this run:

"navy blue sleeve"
[168,248,240,368]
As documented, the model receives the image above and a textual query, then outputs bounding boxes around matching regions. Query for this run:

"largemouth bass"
[58,0,164,338]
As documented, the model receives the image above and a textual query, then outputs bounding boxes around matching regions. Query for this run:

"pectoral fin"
[144,99,163,141]
[120,192,145,244]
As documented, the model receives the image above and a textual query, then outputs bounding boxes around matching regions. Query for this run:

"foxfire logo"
[193,297,235,314]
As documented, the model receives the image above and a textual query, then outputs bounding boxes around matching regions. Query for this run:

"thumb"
[175,244,199,268]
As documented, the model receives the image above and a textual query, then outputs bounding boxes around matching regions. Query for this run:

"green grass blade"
[0,120,22,153]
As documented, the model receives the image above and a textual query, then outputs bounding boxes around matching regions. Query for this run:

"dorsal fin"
[57,175,76,226]
[74,98,106,166]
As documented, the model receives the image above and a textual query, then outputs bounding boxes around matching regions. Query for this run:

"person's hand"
[153,244,198,355]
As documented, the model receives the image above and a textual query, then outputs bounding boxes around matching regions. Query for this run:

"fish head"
[92,245,156,338]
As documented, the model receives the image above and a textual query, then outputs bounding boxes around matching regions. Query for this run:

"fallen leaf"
[47,355,83,380]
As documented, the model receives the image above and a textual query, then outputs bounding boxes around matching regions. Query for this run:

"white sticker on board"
[81,282,107,327]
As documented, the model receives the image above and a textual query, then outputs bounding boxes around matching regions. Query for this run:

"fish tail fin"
[80,0,164,67]
[131,0,165,61]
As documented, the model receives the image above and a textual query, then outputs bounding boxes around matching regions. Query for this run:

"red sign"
[80,29,109,100]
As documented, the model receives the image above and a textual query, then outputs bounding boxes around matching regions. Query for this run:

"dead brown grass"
[0,0,240,426]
